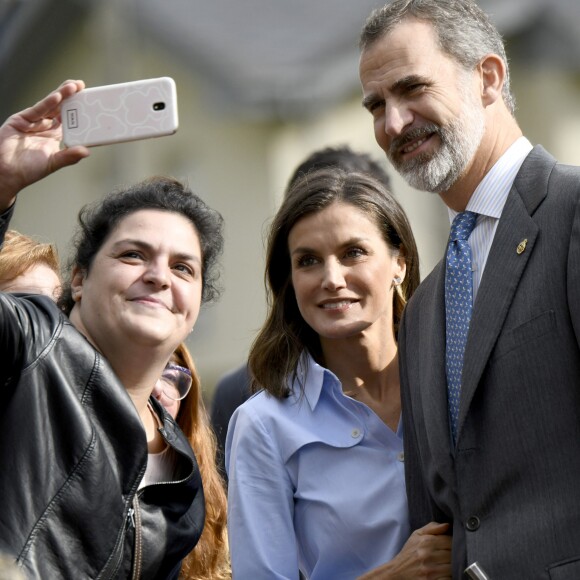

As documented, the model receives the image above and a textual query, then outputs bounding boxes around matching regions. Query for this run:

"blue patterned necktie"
[445,210,477,443]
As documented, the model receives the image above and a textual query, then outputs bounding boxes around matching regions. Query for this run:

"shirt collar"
[294,351,339,411]
[448,136,533,224]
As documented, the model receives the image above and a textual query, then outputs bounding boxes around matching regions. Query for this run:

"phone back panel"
[61,77,178,147]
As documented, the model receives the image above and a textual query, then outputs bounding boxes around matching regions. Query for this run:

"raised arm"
[0,80,90,211]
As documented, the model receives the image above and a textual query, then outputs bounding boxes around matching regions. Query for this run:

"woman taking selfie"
[226,167,452,579]
[0,81,223,579]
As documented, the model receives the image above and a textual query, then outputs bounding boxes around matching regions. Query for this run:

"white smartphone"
[61,77,179,147]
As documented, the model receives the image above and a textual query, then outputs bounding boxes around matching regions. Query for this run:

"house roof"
[2,0,579,120]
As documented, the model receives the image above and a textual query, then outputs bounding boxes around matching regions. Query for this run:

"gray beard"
[397,139,461,193]
[388,98,485,194]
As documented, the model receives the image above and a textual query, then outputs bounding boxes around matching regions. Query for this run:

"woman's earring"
[392,276,405,300]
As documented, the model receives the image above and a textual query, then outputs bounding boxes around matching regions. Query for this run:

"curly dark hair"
[58,176,224,314]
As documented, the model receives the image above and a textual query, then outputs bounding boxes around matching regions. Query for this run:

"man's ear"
[478,53,505,107]
[71,266,86,302]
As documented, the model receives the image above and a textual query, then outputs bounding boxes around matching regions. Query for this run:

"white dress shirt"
[448,136,533,302]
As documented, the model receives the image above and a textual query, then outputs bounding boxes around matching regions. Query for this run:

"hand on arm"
[356,522,452,580]
[0,79,90,210]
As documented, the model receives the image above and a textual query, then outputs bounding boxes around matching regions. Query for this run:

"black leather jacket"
[0,289,205,578]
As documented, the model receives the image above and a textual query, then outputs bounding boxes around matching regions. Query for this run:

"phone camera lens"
[153,102,166,111]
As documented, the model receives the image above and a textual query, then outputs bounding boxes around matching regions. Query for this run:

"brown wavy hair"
[173,343,231,579]
[249,167,420,399]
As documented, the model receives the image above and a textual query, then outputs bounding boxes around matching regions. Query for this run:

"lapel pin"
[516,239,527,255]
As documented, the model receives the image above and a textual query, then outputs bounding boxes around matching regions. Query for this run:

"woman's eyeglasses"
[159,363,192,401]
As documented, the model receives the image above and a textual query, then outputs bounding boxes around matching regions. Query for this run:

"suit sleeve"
[210,365,251,480]
[398,309,437,531]
[226,403,300,580]
[567,192,580,347]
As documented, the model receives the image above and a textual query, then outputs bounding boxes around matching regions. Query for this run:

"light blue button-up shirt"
[226,352,410,579]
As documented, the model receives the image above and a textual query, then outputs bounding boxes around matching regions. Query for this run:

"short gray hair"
[360,0,516,115]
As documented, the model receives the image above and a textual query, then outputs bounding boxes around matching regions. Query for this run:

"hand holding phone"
[61,77,179,147]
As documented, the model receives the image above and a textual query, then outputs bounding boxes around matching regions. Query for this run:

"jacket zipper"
[107,403,197,579]
[97,499,135,579]
[99,401,190,579]
[130,495,143,580]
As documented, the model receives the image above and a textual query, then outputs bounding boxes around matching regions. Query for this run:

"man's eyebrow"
[391,74,429,92]
[362,92,382,111]
[363,74,430,110]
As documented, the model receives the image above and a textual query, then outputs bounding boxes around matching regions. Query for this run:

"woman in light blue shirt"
[226,167,452,579]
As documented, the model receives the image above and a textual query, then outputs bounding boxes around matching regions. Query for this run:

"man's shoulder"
[519,145,580,186]
[399,261,445,347]
[509,145,580,217]
[407,262,443,308]
[213,364,251,401]
[550,160,580,192]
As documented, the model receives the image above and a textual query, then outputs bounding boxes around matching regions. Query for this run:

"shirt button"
[397,452,404,462]
[351,429,361,438]
[466,516,480,531]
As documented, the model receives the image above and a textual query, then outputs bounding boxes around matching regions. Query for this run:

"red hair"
[173,343,230,579]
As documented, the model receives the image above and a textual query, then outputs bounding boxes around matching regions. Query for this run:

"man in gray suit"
[359,0,580,577]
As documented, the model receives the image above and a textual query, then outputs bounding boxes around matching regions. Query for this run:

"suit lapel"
[456,146,556,440]
[418,261,456,470]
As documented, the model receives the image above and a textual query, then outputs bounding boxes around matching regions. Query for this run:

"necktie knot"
[450,211,477,242]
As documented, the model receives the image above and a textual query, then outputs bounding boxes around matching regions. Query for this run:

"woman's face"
[69,209,203,354]
[152,378,181,419]
[152,360,192,419]
[288,201,405,343]
[0,264,61,300]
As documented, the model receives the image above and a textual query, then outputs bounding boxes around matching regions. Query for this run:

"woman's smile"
[70,209,203,352]
[319,299,358,311]
[289,201,405,343]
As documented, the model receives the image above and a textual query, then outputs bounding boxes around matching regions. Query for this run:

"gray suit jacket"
[399,146,580,579]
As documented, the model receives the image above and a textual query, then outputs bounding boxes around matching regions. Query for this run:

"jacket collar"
[417,146,557,460]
